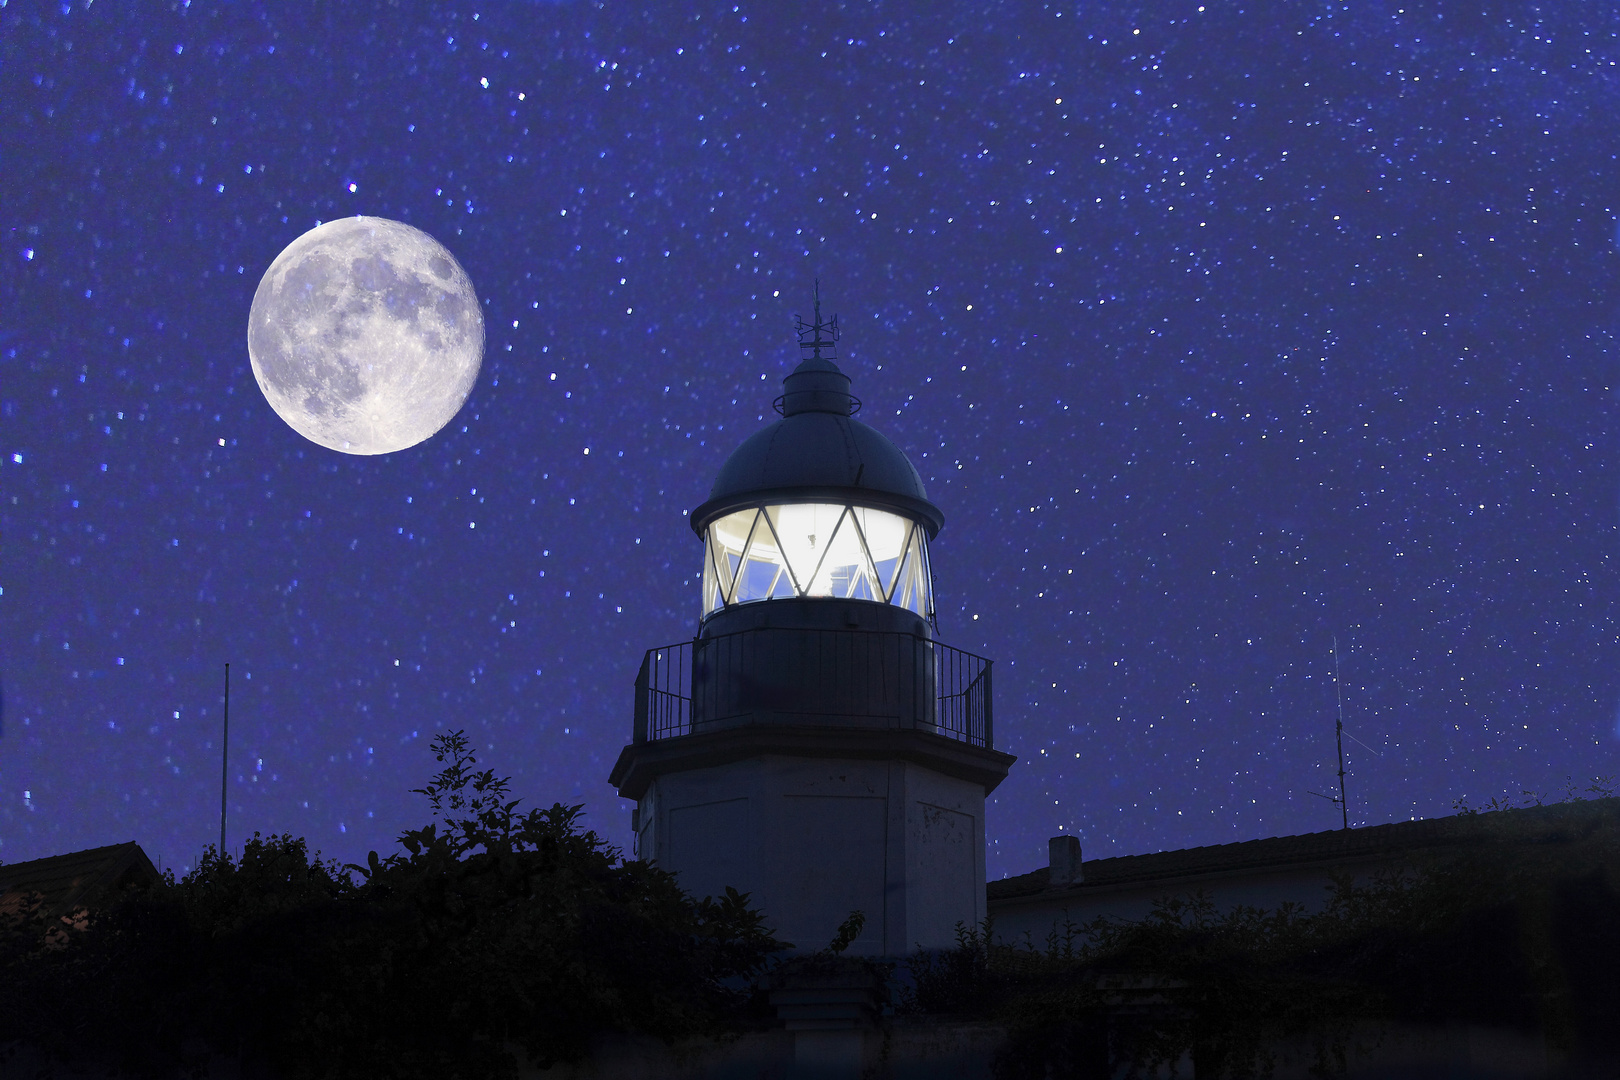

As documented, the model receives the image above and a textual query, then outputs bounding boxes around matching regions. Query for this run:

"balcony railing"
[632,627,993,749]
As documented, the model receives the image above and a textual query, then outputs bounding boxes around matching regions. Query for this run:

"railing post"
[633,650,651,743]
[981,660,994,749]
[922,632,932,730]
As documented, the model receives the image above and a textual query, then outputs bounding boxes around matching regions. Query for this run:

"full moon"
[247,216,484,455]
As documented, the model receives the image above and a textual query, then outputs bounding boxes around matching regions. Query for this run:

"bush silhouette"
[0,731,782,1079]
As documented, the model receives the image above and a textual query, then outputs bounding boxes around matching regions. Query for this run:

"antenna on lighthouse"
[795,280,840,361]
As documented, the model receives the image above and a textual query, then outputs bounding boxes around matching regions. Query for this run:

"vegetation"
[905,787,1620,1079]
[0,731,783,1079]
[5,746,1618,1079]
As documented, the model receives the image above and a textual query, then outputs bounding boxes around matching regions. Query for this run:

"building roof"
[989,798,1620,905]
[0,841,161,924]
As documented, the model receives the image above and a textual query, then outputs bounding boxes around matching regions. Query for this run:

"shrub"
[0,731,783,1079]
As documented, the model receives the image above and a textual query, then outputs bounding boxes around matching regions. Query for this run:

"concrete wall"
[637,755,985,955]
[990,857,1401,948]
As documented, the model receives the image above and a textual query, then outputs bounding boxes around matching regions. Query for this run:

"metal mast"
[1308,636,1352,830]
[1332,636,1348,830]
[795,279,840,360]
[220,662,230,856]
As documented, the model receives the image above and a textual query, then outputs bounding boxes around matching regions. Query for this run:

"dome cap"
[691,291,943,536]
[777,355,855,417]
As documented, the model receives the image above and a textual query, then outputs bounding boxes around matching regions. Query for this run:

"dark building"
[990,799,1620,940]
[0,841,160,942]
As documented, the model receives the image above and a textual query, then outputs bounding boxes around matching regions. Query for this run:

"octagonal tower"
[609,296,1014,956]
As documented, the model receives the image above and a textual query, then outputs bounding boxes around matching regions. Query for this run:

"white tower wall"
[637,756,986,955]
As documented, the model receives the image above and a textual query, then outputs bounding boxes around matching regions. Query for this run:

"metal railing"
[632,627,994,749]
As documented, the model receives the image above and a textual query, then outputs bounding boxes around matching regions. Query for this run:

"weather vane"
[794,280,840,361]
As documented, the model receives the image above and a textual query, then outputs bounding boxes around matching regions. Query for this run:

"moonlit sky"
[4,2,1618,879]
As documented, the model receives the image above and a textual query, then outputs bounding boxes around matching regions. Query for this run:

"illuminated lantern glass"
[702,503,933,618]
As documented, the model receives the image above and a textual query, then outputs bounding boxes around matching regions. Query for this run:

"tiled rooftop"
[0,841,160,922]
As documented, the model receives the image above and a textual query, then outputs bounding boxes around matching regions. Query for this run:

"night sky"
[4,1,1618,881]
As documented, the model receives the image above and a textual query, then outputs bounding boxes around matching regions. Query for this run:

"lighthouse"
[609,296,1015,956]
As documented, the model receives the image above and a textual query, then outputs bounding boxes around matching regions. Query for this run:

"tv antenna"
[1307,636,1351,830]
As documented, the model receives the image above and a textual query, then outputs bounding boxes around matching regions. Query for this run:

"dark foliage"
[906,797,1620,1079]
[0,731,783,1079]
[766,909,894,997]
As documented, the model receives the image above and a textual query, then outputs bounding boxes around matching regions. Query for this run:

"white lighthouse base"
[635,754,986,956]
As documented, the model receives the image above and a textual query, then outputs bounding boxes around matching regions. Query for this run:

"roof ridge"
[0,841,161,924]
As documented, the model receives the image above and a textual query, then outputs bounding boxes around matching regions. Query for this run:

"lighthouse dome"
[691,355,944,626]
[691,357,944,536]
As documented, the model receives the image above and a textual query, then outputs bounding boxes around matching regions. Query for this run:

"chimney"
[1048,835,1083,886]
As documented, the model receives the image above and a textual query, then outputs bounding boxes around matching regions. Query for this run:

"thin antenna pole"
[220,662,230,857]
[1332,637,1348,830]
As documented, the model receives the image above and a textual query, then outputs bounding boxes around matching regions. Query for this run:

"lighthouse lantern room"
[609,295,1014,956]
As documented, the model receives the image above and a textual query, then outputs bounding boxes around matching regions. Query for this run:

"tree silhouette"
[0,731,783,1079]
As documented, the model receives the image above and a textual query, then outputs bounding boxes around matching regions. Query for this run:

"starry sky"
[4,0,1618,880]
